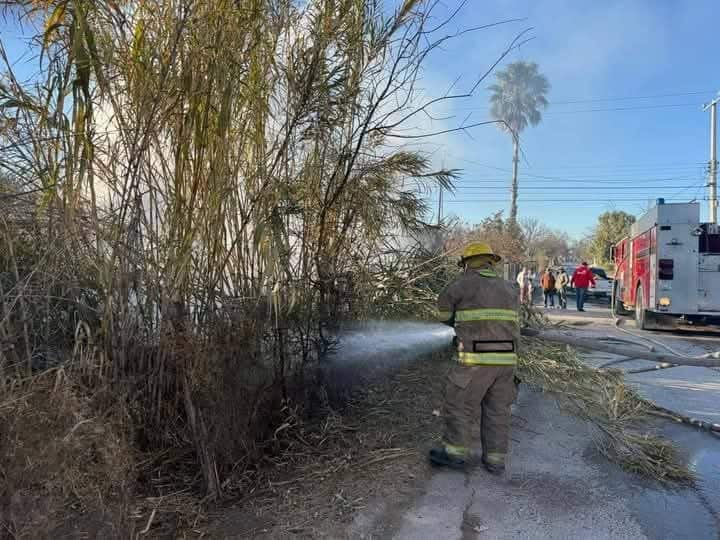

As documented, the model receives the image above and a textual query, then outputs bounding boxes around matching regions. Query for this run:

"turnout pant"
[442,364,517,466]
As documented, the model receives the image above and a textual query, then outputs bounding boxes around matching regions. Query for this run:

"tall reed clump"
[1,0,512,510]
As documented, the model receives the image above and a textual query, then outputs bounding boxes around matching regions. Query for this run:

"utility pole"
[703,94,720,223]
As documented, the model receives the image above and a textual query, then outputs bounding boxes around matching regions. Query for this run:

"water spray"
[321,321,455,401]
[333,321,454,364]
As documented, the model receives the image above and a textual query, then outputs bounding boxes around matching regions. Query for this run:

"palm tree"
[488,61,550,225]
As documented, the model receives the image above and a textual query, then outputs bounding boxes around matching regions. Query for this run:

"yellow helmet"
[460,242,501,263]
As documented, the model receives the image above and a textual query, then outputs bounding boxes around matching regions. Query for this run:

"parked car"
[587,267,612,299]
[560,266,613,300]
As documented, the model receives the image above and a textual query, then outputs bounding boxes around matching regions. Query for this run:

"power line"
[547,103,700,114]
[439,198,708,203]
[453,177,702,185]
[453,157,705,184]
[548,90,715,105]
[482,164,705,173]
[450,89,714,114]
[520,166,705,172]
[451,185,702,191]
[456,169,705,177]
[454,103,700,114]
[666,180,707,201]
[440,153,706,171]
[456,167,704,175]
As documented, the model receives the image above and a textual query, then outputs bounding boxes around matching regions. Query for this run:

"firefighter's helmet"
[460,242,501,263]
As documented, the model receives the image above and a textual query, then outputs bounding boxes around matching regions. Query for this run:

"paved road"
[351,385,719,539]
[543,303,720,428]
[350,303,720,539]
[547,303,720,537]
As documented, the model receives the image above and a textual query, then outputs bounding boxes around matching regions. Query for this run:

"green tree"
[489,61,550,225]
[590,211,636,264]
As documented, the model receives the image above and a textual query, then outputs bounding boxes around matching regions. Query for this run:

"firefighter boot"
[428,447,466,470]
[482,459,505,476]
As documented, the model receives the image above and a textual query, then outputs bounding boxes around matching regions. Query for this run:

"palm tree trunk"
[510,136,520,225]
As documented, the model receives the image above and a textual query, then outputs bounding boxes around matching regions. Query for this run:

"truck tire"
[635,285,647,330]
[612,281,630,316]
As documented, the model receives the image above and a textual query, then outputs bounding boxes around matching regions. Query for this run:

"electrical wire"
[548,90,716,105]
[546,103,700,114]
[454,103,701,114]
[452,185,702,191]
[438,198,708,203]
[453,157,707,184]
[457,160,705,170]
[440,155,708,175]
[576,295,720,434]
[452,89,717,114]
[454,175,704,182]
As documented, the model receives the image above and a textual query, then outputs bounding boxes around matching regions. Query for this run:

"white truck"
[560,263,612,300]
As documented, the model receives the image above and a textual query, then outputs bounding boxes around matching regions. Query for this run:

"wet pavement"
[648,421,720,538]
[350,307,720,539]
[545,303,720,538]
[350,385,720,539]
[545,304,720,426]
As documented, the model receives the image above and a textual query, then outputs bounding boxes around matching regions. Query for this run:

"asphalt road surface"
[350,301,720,539]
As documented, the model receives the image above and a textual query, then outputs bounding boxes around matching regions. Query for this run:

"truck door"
[698,224,720,312]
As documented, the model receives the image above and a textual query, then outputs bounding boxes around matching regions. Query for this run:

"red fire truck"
[613,200,720,329]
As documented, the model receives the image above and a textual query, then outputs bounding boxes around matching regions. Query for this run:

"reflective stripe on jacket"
[436,268,520,366]
[457,351,517,366]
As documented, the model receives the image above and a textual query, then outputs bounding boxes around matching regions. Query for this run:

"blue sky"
[408,0,720,238]
[2,1,719,238]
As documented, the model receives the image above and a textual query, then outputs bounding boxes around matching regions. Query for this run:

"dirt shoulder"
[206,353,449,538]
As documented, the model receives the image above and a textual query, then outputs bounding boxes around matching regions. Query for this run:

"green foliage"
[590,211,636,264]
[488,61,550,135]
[0,0,465,501]
[487,61,550,223]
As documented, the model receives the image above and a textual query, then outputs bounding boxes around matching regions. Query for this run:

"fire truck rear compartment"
[615,203,720,329]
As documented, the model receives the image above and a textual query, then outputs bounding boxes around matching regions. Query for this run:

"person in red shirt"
[571,262,595,312]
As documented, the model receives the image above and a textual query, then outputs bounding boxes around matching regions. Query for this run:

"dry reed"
[518,306,692,483]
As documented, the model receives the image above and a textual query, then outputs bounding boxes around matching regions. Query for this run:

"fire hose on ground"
[520,327,720,435]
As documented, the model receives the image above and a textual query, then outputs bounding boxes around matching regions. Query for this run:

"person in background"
[571,262,595,312]
[540,268,556,308]
[527,271,535,304]
[555,268,569,309]
[516,267,532,305]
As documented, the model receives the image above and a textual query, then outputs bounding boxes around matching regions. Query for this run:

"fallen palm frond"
[518,308,692,483]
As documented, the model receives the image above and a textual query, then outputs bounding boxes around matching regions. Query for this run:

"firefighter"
[430,242,520,474]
